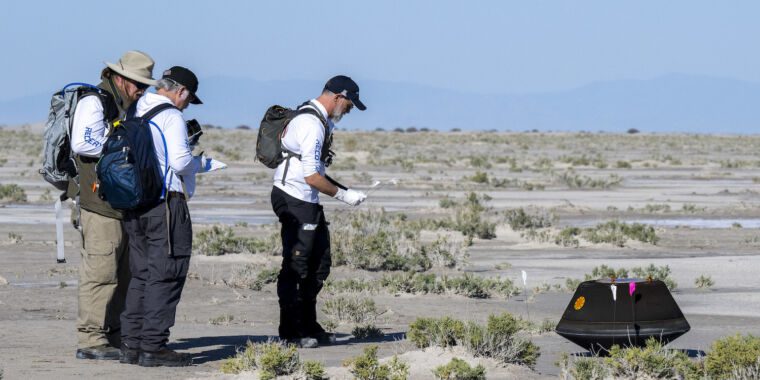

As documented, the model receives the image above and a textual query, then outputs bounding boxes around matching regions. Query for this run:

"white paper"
[200,158,227,173]
[521,270,527,286]
[610,284,617,301]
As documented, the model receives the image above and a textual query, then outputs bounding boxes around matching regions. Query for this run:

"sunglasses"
[338,95,354,111]
[124,76,150,91]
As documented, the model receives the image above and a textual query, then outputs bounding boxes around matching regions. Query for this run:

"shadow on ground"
[171,335,271,364]
[170,332,407,364]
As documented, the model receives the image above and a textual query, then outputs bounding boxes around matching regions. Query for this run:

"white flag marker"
[521,270,527,286]
[610,284,617,302]
[54,198,66,263]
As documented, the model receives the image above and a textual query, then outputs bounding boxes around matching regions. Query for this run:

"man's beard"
[330,109,345,123]
[330,101,350,123]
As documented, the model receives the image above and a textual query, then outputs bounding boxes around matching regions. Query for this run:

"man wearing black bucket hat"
[119,66,214,367]
[271,75,367,348]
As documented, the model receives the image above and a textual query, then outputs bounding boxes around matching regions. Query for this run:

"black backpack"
[256,102,333,181]
[96,103,176,210]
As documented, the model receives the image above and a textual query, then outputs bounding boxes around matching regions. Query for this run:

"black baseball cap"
[162,66,202,104]
[324,75,366,111]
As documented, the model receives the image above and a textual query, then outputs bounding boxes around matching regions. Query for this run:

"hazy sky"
[2,1,759,101]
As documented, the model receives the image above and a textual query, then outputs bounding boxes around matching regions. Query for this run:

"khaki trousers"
[77,208,130,349]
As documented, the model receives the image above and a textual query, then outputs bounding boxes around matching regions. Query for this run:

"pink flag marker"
[629,282,636,296]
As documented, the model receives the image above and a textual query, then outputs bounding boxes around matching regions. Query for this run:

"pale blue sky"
[1,0,759,101]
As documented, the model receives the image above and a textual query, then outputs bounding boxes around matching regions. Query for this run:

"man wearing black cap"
[119,66,211,367]
[271,75,367,348]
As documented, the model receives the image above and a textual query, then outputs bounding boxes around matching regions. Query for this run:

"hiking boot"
[119,343,140,364]
[76,344,120,360]
[138,348,192,367]
[311,331,336,345]
[285,337,319,348]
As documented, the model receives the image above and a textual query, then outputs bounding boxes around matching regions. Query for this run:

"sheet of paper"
[199,158,227,173]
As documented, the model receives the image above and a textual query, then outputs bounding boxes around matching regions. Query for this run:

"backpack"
[96,103,176,210]
[39,83,115,192]
[256,102,333,173]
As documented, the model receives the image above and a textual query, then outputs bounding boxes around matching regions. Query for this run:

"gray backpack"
[40,83,109,192]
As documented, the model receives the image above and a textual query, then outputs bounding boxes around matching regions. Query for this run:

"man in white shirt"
[271,75,367,348]
[119,66,208,367]
[70,50,156,361]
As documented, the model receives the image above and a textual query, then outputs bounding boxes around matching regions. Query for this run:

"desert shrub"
[449,193,496,240]
[582,220,659,247]
[467,171,490,184]
[194,225,278,256]
[39,188,53,201]
[432,358,486,380]
[559,338,702,380]
[705,334,760,379]
[556,170,622,189]
[616,160,632,169]
[226,265,279,290]
[302,360,327,380]
[352,324,384,339]
[631,264,677,290]
[694,274,714,289]
[579,264,677,290]
[584,265,629,281]
[7,232,22,244]
[221,341,300,379]
[322,296,379,325]
[413,193,496,242]
[642,203,671,213]
[344,345,409,380]
[380,272,519,299]
[332,209,467,271]
[439,196,458,208]
[555,227,581,247]
[462,314,540,368]
[504,208,555,230]
[559,353,609,380]
[323,278,379,293]
[0,183,27,202]
[469,155,492,169]
[408,313,540,368]
[565,277,582,292]
[408,317,466,348]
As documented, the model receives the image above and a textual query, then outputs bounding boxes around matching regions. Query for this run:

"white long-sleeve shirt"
[70,95,109,157]
[135,92,201,198]
[273,99,334,203]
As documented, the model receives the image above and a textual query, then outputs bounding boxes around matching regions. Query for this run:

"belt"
[167,191,186,200]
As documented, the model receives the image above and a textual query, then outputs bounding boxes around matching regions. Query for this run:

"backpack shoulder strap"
[141,103,178,121]
[296,102,329,131]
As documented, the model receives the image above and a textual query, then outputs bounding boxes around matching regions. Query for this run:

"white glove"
[334,188,367,206]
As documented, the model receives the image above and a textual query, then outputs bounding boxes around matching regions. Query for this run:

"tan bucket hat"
[104,50,157,86]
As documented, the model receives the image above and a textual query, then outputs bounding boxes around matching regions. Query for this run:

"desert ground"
[1,126,759,379]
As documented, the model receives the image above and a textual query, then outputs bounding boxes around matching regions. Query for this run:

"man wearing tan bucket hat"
[68,50,156,361]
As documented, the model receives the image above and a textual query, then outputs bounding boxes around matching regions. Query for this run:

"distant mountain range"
[2,74,758,133]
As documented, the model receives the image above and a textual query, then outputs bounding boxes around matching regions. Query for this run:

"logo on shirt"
[315,141,321,161]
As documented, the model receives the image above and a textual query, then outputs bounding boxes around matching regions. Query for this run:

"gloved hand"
[200,155,213,172]
[334,188,367,206]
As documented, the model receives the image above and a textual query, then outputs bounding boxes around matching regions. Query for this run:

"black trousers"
[271,187,331,339]
[121,195,192,352]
